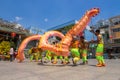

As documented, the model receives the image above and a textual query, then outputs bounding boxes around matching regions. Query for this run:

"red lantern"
[11,32,16,38]
[109,35,113,39]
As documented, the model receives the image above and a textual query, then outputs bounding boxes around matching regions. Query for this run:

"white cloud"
[15,16,22,21]
[44,18,48,22]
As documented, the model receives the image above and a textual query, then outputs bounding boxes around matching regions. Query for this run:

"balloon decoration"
[17,8,100,62]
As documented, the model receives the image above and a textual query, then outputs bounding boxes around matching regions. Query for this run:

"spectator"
[9,46,14,62]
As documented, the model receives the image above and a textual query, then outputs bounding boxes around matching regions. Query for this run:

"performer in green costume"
[29,47,41,62]
[91,29,106,67]
[44,50,52,61]
[70,39,80,65]
[38,48,43,63]
[44,50,58,64]
[71,48,80,64]
[79,36,88,65]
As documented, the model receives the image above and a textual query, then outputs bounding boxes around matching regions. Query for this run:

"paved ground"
[0,59,120,80]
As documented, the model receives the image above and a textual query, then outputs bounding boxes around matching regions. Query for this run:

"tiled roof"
[0,26,31,36]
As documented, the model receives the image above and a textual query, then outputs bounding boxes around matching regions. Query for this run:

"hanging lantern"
[11,32,16,38]
[109,35,113,39]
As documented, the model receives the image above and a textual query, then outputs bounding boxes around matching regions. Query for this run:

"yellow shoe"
[52,61,57,64]
[63,62,68,65]
[96,63,102,67]
[66,61,70,64]
[102,63,106,67]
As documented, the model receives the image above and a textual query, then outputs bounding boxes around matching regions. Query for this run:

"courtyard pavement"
[0,59,120,80]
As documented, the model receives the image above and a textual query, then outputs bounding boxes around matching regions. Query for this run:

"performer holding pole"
[90,29,106,67]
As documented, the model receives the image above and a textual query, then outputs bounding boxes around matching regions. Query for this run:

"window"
[111,18,120,25]
[114,39,120,43]
[114,22,119,25]
[112,28,120,32]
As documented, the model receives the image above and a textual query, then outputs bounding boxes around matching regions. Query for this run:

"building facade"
[109,15,120,54]
[109,15,120,43]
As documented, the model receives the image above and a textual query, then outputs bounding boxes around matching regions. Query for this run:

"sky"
[0,0,120,40]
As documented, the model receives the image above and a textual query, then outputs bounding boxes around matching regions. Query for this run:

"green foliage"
[0,41,11,55]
